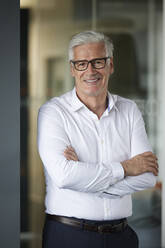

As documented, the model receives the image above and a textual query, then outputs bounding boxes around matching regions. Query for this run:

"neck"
[76,91,108,119]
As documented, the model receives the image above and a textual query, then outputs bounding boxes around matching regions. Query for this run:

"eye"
[77,62,87,67]
[95,60,103,65]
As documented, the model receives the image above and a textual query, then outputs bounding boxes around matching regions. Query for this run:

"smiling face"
[70,42,114,100]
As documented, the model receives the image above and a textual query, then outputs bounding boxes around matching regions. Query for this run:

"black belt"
[46,214,128,234]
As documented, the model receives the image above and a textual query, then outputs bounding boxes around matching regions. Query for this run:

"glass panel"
[20,0,163,247]
[47,57,65,97]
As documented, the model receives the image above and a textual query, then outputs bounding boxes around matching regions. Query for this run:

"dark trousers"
[42,216,139,248]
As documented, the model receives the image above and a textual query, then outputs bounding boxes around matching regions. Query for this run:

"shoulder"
[113,94,138,112]
[110,94,143,122]
[38,90,73,117]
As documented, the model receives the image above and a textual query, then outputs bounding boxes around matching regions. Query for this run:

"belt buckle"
[98,224,105,233]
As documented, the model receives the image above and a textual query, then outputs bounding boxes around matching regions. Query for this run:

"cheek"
[74,73,84,84]
[71,65,76,77]
[102,72,110,80]
[72,71,79,79]
[102,74,110,86]
[78,72,86,80]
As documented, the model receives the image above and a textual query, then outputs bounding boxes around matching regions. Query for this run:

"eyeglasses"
[71,57,110,71]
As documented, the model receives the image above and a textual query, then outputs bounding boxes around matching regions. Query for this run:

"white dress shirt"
[37,87,156,220]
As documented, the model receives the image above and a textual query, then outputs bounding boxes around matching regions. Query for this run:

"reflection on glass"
[20,0,162,247]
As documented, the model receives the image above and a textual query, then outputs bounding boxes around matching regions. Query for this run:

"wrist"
[121,161,128,177]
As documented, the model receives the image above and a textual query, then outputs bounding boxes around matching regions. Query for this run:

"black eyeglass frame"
[70,57,111,71]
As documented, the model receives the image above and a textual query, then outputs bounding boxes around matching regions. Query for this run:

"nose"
[86,62,96,73]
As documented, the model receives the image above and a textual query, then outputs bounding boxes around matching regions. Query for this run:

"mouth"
[84,78,101,85]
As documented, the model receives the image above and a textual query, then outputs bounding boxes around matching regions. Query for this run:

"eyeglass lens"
[74,58,108,71]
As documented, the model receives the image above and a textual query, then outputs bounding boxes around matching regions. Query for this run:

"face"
[70,42,114,99]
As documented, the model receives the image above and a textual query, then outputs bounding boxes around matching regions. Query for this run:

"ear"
[109,57,114,75]
[70,62,75,77]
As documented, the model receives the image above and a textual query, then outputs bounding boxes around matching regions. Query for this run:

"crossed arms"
[64,146,158,197]
[64,146,158,177]
[38,103,158,198]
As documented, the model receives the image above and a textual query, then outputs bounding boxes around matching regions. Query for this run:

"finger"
[143,163,158,173]
[65,155,73,161]
[148,165,159,174]
[144,159,158,165]
[64,150,78,161]
[146,157,158,163]
[142,152,158,160]
[146,167,158,176]
[64,152,78,160]
[152,168,158,176]
[64,148,76,155]
[64,151,75,158]
[142,151,154,156]
[142,152,156,158]
[66,146,75,151]
[67,156,77,161]
[147,161,159,168]
[64,149,77,157]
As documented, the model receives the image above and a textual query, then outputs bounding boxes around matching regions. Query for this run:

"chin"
[85,89,102,97]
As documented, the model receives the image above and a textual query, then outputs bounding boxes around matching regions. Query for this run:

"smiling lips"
[84,77,101,84]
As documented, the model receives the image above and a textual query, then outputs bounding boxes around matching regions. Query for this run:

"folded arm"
[37,105,124,194]
[100,103,158,198]
[63,103,158,198]
[64,147,158,198]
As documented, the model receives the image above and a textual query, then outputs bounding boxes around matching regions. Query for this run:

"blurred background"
[20,0,165,247]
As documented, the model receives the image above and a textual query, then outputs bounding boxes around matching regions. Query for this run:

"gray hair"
[68,30,114,61]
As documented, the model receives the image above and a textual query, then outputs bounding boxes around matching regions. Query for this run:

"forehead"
[73,42,106,60]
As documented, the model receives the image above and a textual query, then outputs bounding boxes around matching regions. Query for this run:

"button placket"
[99,120,106,164]
[97,120,104,162]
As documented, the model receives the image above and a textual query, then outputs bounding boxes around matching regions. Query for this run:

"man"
[37,31,158,248]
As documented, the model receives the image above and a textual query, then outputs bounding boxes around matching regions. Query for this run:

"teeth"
[86,79,98,83]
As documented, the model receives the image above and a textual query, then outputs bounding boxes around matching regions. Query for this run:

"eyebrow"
[71,57,108,62]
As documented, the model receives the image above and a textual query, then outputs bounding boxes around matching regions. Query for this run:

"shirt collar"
[107,91,119,113]
[71,87,84,111]
[71,87,119,113]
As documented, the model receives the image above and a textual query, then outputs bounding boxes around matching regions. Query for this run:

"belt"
[46,214,128,234]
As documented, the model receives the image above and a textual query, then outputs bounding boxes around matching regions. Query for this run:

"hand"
[121,151,158,176]
[63,146,79,161]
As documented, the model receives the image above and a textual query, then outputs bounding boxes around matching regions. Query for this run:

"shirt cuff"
[111,162,124,183]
